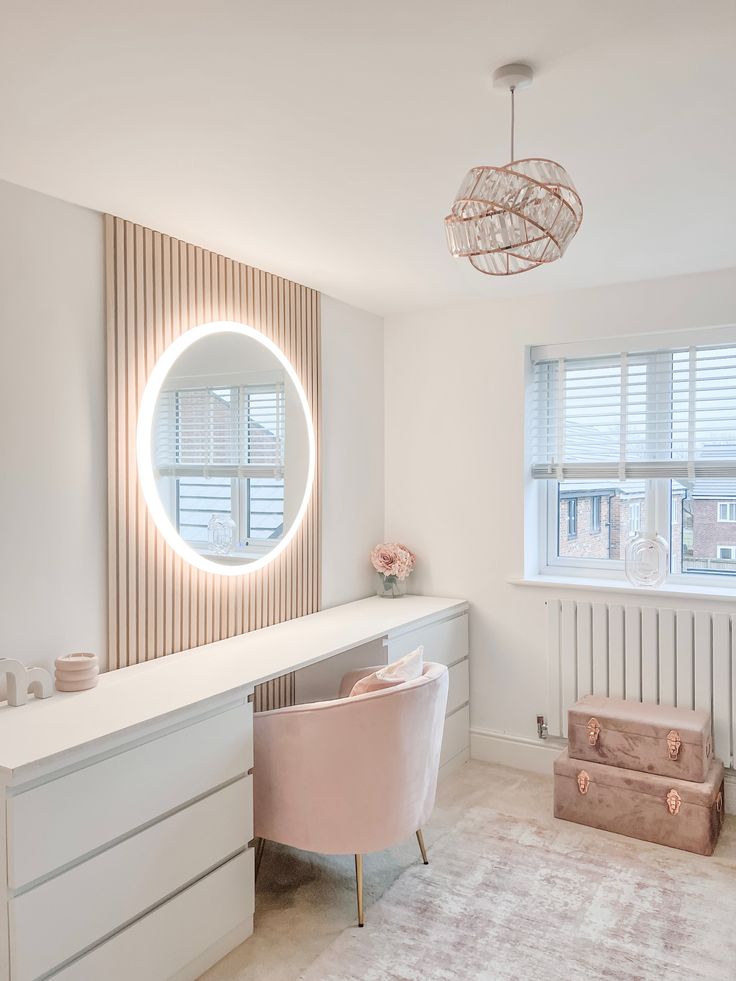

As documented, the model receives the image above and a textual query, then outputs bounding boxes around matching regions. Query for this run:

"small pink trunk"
[568,694,712,782]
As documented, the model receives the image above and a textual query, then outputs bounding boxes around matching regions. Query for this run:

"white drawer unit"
[387,612,470,772]
[446,659,470,716]
[386,612,468,668]
[0,595,468,981]
[7,703,252,890]
[50,851,255,981]
[10,779,252,981]
[441,705,471,768]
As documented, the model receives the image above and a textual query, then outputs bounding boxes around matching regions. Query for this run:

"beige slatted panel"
[105,216,321,709]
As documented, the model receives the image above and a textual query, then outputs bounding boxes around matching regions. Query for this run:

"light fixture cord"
[510,85,515,162]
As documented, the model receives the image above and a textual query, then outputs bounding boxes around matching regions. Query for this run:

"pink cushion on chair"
[350,646,423,697]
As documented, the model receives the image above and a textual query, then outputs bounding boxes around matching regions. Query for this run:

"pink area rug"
[301,806,736,980]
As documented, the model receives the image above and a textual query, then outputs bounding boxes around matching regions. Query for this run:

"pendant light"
[444,64,583,276]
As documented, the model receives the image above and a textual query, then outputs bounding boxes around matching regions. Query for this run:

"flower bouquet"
[370,542,416,598]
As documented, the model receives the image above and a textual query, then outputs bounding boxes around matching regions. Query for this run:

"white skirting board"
[470,727,736,816]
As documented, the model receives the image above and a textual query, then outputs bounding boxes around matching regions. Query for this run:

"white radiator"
[547,599,736,768]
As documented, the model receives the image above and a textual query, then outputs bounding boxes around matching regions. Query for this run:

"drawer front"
[50,850,254,981]
[10,778,252,981]
[441,705,470,767]
[447,660,470,716]
[8,703,252,890]
[387,614,468,668]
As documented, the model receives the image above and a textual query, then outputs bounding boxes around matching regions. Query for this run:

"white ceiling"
[2,1,735,315]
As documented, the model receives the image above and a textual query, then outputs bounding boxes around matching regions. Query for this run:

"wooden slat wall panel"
[105,216,321,706]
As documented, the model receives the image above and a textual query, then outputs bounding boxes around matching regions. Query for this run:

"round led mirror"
[137,321,314,575]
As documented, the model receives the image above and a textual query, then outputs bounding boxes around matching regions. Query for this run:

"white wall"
[320,295,384,606]
[0,179,384,690]
[0,180,107,679]
[384,268,736,758]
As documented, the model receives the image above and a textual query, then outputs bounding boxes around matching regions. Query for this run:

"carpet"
[300,806,736,981]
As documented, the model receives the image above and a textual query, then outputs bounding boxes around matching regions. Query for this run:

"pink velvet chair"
[253,662,449,926]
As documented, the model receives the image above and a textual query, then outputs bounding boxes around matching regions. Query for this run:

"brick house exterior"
[558,492,611,559]
[558,485,686,569]
[683,496,736,570]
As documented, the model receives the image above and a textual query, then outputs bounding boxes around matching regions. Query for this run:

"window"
[531,336,736,585]
[591,496,601,533]
[155,383,285,555]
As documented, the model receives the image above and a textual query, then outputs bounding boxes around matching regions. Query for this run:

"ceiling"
[1,1,734,315]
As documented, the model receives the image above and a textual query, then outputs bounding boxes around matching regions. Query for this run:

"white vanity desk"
[0,595,469,981]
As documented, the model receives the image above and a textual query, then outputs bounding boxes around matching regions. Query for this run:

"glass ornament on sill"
[625,532,669,588]
[208,513,236,555]
[376,573,408,599]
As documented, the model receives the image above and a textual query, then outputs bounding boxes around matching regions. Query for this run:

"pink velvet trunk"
[554,750,725,856]
[568,694,712,781]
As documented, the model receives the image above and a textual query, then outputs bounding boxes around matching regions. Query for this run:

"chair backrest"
[253,662,449,855]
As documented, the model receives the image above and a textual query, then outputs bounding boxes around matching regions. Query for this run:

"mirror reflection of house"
[150,329,312,567]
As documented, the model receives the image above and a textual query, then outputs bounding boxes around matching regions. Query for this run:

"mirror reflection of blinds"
[155,384,285,478]
[530,343,736,480]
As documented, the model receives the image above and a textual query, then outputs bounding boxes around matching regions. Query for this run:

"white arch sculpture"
[0,659,53,706]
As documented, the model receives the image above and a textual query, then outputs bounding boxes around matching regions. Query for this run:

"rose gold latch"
[577,771,590,795]
[666,789,682,815]
[666,730,682,761]
[586,717,601,746]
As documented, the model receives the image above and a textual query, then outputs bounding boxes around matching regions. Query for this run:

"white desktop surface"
[0,595,467,776]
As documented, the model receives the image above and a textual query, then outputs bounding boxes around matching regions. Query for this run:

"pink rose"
[370,545,398,576]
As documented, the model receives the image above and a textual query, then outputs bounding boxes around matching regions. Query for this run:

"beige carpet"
[301,804,736,981]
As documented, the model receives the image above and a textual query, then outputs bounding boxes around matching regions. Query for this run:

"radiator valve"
[536,715,549,740]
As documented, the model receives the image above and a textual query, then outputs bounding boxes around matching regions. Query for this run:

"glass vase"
[208,512,236,555]
[376,573,408,598]
[625,532,669,587]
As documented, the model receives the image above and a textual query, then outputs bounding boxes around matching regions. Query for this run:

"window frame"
[717,501,736,522]
[532,329,736,592]
[544,482,626,576]
[717,545,736,560]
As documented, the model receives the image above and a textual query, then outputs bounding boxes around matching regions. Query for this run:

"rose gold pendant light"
[444,64,583,276]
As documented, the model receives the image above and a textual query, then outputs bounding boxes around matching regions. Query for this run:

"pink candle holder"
[55,652,100,692]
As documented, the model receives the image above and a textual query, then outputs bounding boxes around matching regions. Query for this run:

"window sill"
[509,575,736,603]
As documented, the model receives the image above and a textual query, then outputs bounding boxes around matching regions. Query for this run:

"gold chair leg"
[354,853,364,927]
[255,837,266,880]
[416,829,429,865]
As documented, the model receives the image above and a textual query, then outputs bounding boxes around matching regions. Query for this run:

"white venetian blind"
[531,342,736,480]
[154,383,285,478]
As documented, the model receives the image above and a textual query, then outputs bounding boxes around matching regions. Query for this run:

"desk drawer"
[441,705,470,767]
[387,614,468,668]
[8,703,252,889]
[447,660,470,716]
[49,850,254,981]
[10,778,252,981]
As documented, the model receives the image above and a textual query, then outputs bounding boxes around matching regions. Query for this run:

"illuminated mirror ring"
[137,320,315,576]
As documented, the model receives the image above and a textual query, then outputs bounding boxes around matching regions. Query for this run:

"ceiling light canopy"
[444,64,583,276]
